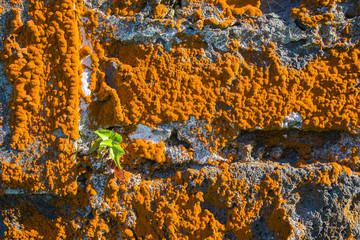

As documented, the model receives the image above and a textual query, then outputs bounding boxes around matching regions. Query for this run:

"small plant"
[90,129,125,180]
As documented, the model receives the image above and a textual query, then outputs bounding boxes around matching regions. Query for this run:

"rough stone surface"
[1,0,360,239]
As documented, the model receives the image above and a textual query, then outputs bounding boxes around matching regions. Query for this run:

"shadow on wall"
[0,219,8,238]
[260,0,302,19]
[226,129,355,167]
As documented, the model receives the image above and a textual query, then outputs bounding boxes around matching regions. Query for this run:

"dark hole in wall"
[167,129,191,150]
[104,61,119,91]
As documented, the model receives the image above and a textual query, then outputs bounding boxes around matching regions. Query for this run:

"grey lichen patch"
[282,112,303,129]
[0,61,13,147]
[128,124,172,143]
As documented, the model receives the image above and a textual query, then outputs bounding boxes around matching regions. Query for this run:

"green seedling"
[91,129,125,179]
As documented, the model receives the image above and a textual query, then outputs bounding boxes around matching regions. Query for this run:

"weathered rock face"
[0,0,360,239]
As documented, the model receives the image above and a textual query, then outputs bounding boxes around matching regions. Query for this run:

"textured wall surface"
[0,0,360,239]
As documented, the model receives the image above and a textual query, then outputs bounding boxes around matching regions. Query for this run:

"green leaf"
[111,132,123,144]
[100,139,113,147]
[93,130,124,167]
[90,139,101,152]
[113,144,125,155]
[98,145,105,153]
[110,147,122,170]
[109,147,115,160]
[94,129,113,140]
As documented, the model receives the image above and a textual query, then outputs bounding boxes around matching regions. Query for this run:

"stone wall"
[0,0,360,239]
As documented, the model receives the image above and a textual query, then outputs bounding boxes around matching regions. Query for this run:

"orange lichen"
[194,19,204,30]
[128,180,226,239]
[192,0,262,20]
[111,0,146,16]
[261,174,293,240]
[10,0,22,6]
[310,162,350,185]
[0,162,25,188]
[153,4,168,18]
[0,0,83,195]
[175,0,262,28]
[79,45,92,58]
[101,164,297,239]
[84,37,360,133]
[124,139,166,164]
[291,0,340,27]
[89,78,124,127]
[2,0,82,150]
[213,0,262,17]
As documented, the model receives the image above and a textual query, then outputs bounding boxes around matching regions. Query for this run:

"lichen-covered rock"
[1,0,360,239]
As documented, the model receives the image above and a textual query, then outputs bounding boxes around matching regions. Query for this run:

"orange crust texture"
[88,39,360,132]
[1,0,82,194]
[1,0,360,239]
